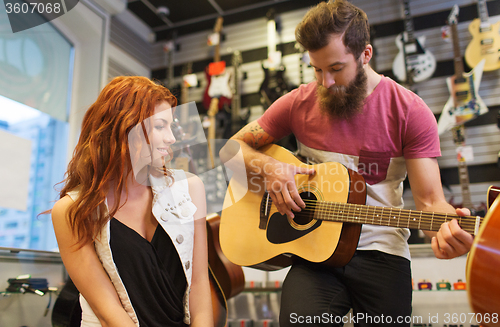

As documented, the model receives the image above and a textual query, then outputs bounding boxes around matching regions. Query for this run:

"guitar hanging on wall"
[392,0,436,85]
[449,125,486,216]
[202,17,232,112]
[226,50,250,138]
[437,4,488,135]
[465,0,500,72]
[259,9,289,110]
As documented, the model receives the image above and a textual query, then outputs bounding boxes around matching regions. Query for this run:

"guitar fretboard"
[403,0,416,43]
[312,201,481,235]
[450,22,465,76]
[478,0,490,26]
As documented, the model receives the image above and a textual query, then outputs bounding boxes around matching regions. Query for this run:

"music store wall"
[110,0,500,211]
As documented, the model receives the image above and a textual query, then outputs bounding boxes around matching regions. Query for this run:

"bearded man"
[222,1,473,326]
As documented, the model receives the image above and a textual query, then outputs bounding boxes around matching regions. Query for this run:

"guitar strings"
[264,193,481,231]
[279,199,481,231]
[299,199,480,225]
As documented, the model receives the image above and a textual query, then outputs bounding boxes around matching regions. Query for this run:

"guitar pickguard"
[393,33,436,83]
[267,212,322,244]
[266,191,322,244]
[437,59,487,135]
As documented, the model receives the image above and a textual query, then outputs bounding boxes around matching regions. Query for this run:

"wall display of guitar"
[465,0,500,72]
[392,0,436,85]
[448,125,487,215]
[204,17,227,169]
[172,62,198,173]
[467,185,500,326]
[226,50,250,139]
[259,9,290,110]
[202,17,232,112]
[219,144,484,270]
[437,5,488,135]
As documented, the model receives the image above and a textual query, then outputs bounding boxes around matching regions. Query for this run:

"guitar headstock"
[447,4,459,26]
[232,50,242,67]
[266,8,276,21]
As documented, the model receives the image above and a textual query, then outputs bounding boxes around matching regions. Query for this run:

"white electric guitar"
[392,0,436,84]
[437,5,488,135]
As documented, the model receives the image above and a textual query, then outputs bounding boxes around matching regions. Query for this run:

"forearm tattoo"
[233,123,274,149]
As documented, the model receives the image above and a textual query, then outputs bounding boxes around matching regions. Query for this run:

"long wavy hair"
[60,76,177,247]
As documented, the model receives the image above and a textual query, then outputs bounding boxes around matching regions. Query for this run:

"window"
[0,8,73,251]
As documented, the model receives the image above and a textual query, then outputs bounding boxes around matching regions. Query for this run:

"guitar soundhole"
[293,192,317,226]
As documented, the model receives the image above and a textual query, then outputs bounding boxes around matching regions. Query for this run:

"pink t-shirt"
[258,76,441,259]
[259,76,440,161]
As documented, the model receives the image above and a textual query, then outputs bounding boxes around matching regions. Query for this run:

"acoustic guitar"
[467,185,500,326]
[219,144,484,270]
[437,5,488,135]
[465,0,500,72]
[207,213,245,300]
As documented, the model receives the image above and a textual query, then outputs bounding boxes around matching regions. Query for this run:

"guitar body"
[220,144,365,270]
[203,68,232,111]
[467,187,500,326]
[209,265,228,327]
[393,33,436,83]
[437,59,487,135]
[207,213,245,299]
[465,19,500,72]
[259,66,289,109]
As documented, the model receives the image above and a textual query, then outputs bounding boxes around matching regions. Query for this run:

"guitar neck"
[478,0,490,25]
[458,160,473,209]
[450,22,465,76]
[231,51,241,129]
[313,201,481,235]
[403,0,416,43]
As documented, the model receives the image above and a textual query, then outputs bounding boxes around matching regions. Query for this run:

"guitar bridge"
[259,191,272,230]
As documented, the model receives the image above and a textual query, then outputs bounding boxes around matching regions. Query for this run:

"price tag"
[456,145,474,162]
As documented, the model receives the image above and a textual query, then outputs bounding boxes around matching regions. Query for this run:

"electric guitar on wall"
[437,5,488,135]
[465,0,500,72]
[203,17,232,112]
[449,125,486,215]
[219,144,484,270]
[392,0,436,84]
[226,50,250,139]
[259,9,289,110]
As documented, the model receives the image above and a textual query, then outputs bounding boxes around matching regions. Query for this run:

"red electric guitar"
[202,17,232,112]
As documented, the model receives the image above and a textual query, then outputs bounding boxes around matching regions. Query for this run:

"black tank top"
[109,218,188,327]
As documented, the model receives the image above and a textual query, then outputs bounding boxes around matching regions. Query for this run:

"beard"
[316,61,368,120]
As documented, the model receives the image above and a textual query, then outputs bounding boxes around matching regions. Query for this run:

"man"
[222,0,473,326]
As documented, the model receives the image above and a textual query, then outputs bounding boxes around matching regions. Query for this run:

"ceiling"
[127,0,322,41]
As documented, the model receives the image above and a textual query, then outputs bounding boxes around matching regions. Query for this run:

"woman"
[52,76,213,326]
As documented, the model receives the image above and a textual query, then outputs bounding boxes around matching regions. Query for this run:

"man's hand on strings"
[431,208,474,259]
[262,159,315,218]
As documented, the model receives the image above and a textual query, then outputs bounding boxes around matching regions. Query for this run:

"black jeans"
[279,250,412,327]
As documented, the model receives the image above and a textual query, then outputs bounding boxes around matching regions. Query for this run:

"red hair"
[60,76,177,247]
